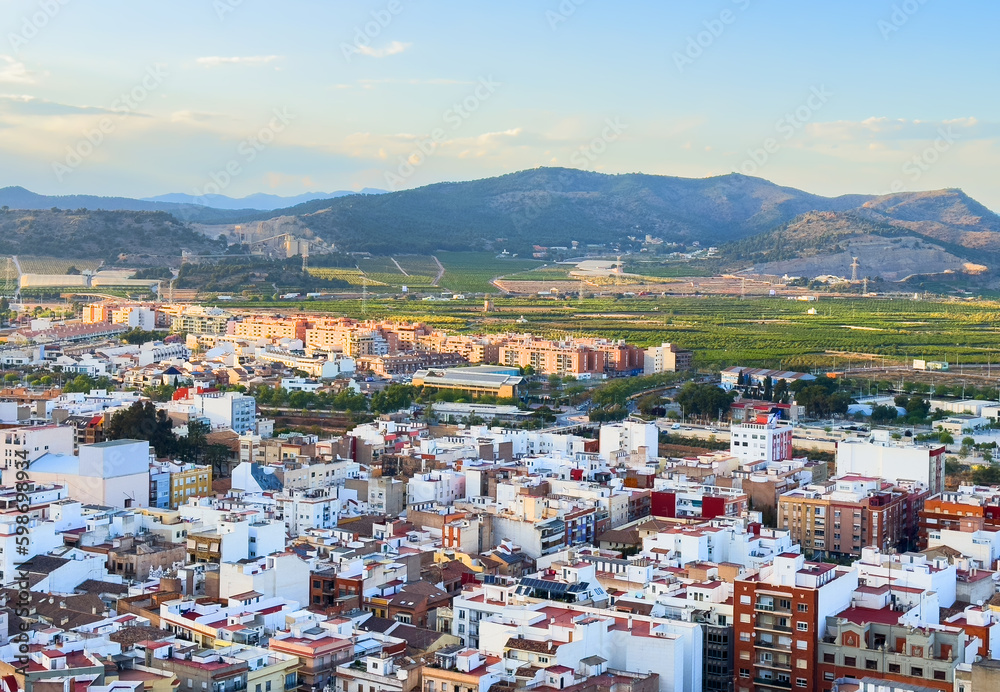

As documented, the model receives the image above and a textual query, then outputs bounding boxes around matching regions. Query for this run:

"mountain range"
[142,189,385,211]
[1,169,998,280]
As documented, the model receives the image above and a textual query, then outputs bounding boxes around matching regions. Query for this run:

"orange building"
[918,486,1000,548]
[233,316,311,342]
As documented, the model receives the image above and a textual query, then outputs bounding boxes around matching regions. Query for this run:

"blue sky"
[2,0,998,208]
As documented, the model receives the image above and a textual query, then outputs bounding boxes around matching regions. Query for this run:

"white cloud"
[196,55,281,68]
[356,41,411,58]
[0,56,35,84]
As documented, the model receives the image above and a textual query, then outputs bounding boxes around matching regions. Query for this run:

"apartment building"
[0,424,75,470]
[233,316,311,342]
[730,416,793,464]
[733,553,858,692]
[170,306,233,335]
[837,432,947,496]
[778,476,926,559]
[918,485,1000,548]
[817,617,971,692]
[498,338,604,377]
[644,342,693,374]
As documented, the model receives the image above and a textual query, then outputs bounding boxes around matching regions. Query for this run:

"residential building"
[778,476,926,559]
[644,342,693,374]
[733,553,858,692]
[730,416,793,464]
[837,432,947,496]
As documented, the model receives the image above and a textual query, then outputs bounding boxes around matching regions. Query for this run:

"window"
[797,603,808,613]
[740,632,751,642]
[911,667,923,678]
[934,671,947,681]
[866,660,877,670]
[844,657,856,667]
[739,669,750,679]
[824,673,834,681]
[740,595,751,605]
[796,622,808,632]
[823,653,835,663]
[740,614,751,623]
[888,664,900,674]
[779,599,792,610]
[797,679,808,688]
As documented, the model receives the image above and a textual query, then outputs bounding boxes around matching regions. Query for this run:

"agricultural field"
[18,256,102,274]
[437,252,543,293]
[307,267,380,286]
[357,255,437,287]
[216,294,1000,372]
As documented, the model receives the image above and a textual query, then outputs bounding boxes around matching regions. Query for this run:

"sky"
[1,0,998,208]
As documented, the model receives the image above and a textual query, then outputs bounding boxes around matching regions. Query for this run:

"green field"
[210,294,1000,371]
[356,255,437,287]
[18,256,103,274]
[437,252,543,293]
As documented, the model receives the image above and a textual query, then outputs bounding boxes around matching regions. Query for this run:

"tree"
[773,379,789,404]
[371,384,416,414]
[675,383,735,418]
[939,432,955,445]
[763,376,773,402]
[870,405,898,424]
[105,401,177,457]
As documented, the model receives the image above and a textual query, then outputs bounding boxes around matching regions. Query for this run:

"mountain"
[723,188,1000,280]
[143,188,385,211]
[0,208,220,262]
[1,170,998,281]
[220,168,875,254]
[0,186,252,224]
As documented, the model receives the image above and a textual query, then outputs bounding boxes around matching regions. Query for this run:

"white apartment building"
[0,424,75,470]
[729,416,793,463]
[193,391,257,434]
[598,420,658,465]
[837,430,947,494]
[407,470,467,507]
[274,487,342,537]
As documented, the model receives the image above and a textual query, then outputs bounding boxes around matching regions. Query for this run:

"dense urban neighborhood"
[0,301,996,692]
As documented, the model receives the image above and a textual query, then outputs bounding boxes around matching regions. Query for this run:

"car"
[671,423,681,430]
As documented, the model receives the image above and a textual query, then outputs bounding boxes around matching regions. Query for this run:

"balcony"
[755,620,792,633]
[754,639,792,652]
[755,658,792,671]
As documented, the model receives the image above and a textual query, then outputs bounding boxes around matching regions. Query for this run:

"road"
[655,420,841,453]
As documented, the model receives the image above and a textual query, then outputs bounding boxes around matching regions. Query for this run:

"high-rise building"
[733,553,858,692]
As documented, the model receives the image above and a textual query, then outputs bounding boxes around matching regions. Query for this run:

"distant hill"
[2,171,999,281]
[143,188,385,211]
[222,168,875,254]
[0,208,219,262]
[723,189,1000,280]
[0,186,249,223]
